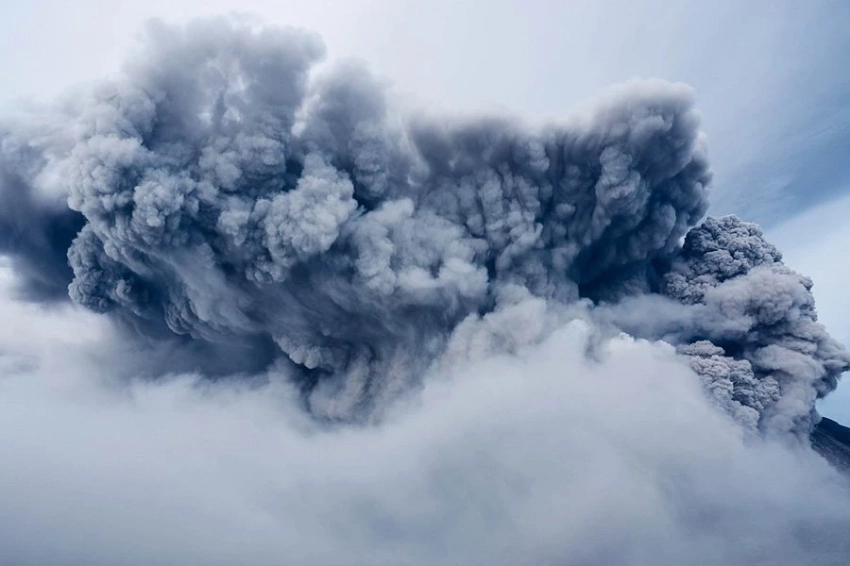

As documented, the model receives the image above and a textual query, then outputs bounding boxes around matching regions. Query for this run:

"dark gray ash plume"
[598,215,850,435]
[662,216,850,435]
[0,17,845,430]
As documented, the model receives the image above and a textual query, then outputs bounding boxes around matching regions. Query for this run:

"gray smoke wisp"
[0,17,846,435]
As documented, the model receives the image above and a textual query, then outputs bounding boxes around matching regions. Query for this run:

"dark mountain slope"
[812,416,850,472]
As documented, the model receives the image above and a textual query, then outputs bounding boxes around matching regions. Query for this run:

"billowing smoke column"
[0,18,846,431]
[664,217,850,435]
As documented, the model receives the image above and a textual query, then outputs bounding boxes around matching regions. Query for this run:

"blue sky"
[2,0,850,420]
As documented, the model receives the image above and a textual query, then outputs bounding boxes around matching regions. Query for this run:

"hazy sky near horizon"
[2,0,850,421]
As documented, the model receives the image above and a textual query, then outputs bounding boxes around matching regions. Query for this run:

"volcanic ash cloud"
[3,16,850,566]
[0,17,846,434]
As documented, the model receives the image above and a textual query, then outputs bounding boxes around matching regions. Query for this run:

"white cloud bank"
[1,266,849,565]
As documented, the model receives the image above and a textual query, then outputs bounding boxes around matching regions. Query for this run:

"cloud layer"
[1,279,849,565]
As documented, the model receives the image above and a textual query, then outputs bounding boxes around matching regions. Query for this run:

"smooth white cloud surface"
[1,266,850,565]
